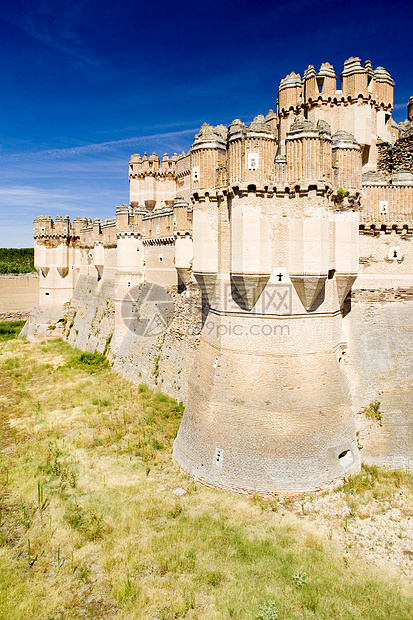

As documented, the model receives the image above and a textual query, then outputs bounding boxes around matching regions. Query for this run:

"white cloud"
[28,128,198,159]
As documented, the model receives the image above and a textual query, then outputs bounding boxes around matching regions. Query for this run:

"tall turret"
[129,152,177,210]
[332,131,362,195]
[113,205,145,351]
[191,124,226,305]
[277,71,302,159]
[174,110,361,495]
[33,215,79,306]
[285,116,332,188]
[173,196,193,287]
[341,57,368,99]
[228,116,276,310]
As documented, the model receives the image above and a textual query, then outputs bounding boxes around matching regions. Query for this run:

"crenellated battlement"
[277,58,394,112]
[35,57,412,302]
[129,152,177,178]
[34,215,76,242]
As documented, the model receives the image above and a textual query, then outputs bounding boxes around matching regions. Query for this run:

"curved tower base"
[174,311,360,496]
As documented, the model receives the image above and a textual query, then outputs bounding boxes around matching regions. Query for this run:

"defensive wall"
[24,57,413,495]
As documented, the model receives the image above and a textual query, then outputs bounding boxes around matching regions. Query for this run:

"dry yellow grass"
[0,335,412,619]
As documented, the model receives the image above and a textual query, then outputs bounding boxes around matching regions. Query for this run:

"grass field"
[0,327,412,619]
[0,248,34,274]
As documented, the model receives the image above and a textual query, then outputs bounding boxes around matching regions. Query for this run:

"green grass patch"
[66,351,109,372]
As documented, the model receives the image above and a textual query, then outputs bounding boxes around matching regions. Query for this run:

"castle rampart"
[25,57,413,495]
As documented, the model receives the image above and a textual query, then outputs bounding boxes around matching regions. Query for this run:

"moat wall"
[344,288,413,469]
[0,273,38,320]
[24,275,202,402]
[24,273,413,476]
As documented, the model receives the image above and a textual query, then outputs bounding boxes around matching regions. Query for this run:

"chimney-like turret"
[277,72,302,159]
[341,57,367,99]
[373,66,394,109]
[317,62,336,99]
[303,65,318,102]
[190,124,226,304]
[332,131,362,194]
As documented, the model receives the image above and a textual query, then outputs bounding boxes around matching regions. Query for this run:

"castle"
[26,58,413,495]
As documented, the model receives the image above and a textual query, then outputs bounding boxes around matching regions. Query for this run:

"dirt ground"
[0,273,38,320]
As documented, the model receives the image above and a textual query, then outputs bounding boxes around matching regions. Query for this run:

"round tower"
[33,215,75,307]
[174,114,360,496]
[306,63,337,129]
[285,116,332,187]
[332,131,362,195]
[113,205,145,351]
[190,124,226,305]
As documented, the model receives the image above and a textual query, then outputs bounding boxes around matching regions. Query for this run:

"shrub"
[0,321,25,341]
[66,351,109,373]
[256,601,278,620]
[336,187,349,202]
[361,400,382,424]
[64,501,104,540]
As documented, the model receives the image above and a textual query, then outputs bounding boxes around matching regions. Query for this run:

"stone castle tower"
[30,57,413,495]
[173,114,361,494]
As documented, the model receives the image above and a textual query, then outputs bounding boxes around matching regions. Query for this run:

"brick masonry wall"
[50,275,202,403]
[343,295,413,469]
[112,282,201,401]
[359,231,413,274]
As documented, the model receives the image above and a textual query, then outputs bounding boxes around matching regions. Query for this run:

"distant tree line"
[0,248,35,274]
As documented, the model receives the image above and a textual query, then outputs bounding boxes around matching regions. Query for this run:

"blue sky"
[0,0,411,247]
